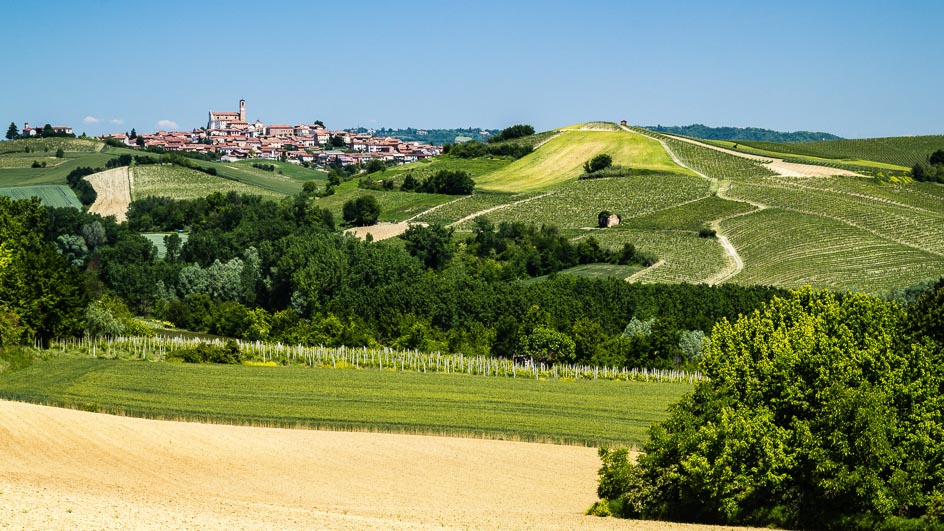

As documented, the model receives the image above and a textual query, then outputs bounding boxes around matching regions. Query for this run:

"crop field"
[0,184,82,209]
[592,229,731,284]
[463,174,709,229]
[749,135,944,168]
[0,356,691,447]
[622,195,756,231]
[131,164,284,200]
[722,208,944,292]
[0,152,114,186]
[474,129,694,192]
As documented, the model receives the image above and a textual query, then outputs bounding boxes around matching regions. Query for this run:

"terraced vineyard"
[622,195,756,231]
[751,135,944,167]
[131,164,285,200]
[464,174,709,229]
[0,184,82,208]
[722,208,944,292]
[592,229,731,284]
[724,178,944,257]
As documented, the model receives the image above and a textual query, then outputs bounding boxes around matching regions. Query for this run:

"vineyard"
[0,184,82,209]
[591,229,731,284]
[463,174,709,229]
[721,208,944,292]
[0,137,104,154]
[131,164,284,201]
[0,336,699,446]
[750,135,944,168]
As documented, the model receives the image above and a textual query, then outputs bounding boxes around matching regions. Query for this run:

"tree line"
[0,191,788,370]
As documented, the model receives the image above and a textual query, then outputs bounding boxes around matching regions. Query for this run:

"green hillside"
[474,127,695,192]
[743,135,944,168]
[0,184,82,208]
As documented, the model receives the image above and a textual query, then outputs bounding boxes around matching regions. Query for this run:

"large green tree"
[5,122,18,140]
[596,287,944,529]
[0,197,87,345]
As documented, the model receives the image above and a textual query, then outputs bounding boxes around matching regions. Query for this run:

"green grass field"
[366,155,512,183]
[131,164,285,200]
[0,357,691,446]
[0,152,115,187]
[475,128,694,192]
[0,137,105,154]
[313,180,457,222]
[0,184,82,208]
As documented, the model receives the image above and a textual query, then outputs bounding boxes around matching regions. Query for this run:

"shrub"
[698,227,717,238]
[167,339,242,364]
[488,124,535,143]
[583,154,613,173]
[342,195,381,226]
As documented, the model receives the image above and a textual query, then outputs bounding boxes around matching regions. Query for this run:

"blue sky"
[2,0,941,138]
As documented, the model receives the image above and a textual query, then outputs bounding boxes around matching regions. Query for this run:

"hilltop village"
[103,99,442,166]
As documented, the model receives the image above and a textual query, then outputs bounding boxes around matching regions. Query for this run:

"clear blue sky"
[3,0,941,138]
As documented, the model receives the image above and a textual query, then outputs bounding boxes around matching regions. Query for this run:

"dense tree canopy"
[595,286,944,529]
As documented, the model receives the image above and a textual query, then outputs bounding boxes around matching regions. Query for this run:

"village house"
[22,122,73,136]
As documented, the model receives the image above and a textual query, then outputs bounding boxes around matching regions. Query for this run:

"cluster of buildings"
[103,99,441,166]
[20,122,74,136]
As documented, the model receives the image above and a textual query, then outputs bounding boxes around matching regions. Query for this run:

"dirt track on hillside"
[86,166,131,221]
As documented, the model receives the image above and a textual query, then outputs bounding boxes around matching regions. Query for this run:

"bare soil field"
[86,166,131,221]
[0,401,766,530]
[345,221,426,241]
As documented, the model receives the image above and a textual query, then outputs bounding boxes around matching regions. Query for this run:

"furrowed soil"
[0,401,759,530]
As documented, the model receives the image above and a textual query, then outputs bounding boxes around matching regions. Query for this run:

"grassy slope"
[0,358,690,446]
[475,128,695,192]
[314,179,456,222]
[0,184,82,208]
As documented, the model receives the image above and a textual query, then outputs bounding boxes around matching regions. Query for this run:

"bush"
[698,227,717,238]
[488,124,535,143]
[168,339,242,364]
[583,154,613,173]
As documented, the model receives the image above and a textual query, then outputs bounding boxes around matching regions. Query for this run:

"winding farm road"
[620,125,747,284]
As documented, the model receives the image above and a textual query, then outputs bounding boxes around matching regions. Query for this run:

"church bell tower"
[239,99,246,122]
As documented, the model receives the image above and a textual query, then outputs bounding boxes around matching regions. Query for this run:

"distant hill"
[346,127,502,146]
[642,124,842,143]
